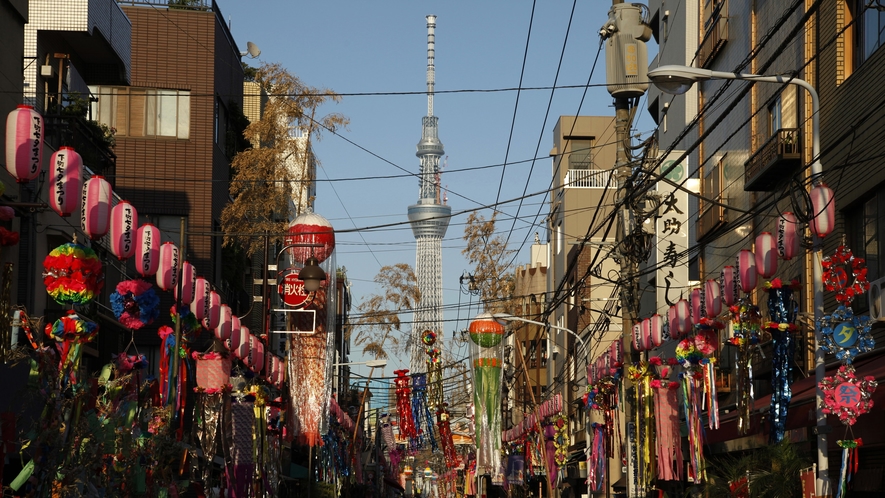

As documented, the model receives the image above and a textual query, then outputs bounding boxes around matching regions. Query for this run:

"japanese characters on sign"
[655,152,691,317]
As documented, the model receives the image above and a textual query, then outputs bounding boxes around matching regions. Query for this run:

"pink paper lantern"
[81,176,112,239]
[720,266,739,306]
[705,279,722,317]
[778,212,800,260]
[650,314,663,347]
[691,288,703,325]
[229,325,249,353]
[135,224,160,277]
[235,331,252,361]
[48,146,81,217]
[175,261,196,304]
[810,184,835,238]
[191,277,211,321]
[249,337,264,373]
[285,211,335,264]
[5,105,43,183]
[738,250,757,292]
[632,323,644,352]
[610,339,622,365]
[641,318,652,351]
[755,232,778,279]
[271,356,284,386]
[156,243,179,291]
[214,304,232,341]
[109,201,137,260]
[202,290,221,330]
[672,299,692,338]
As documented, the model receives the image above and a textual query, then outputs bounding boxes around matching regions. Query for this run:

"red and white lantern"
[671,299,692,338]
[609,339,622,365]
[705,279,722,317]
[235,330,252,360]
[81,176,112,239]
[229,325,248,353]
[109,201,137,260]
[632,323,644,352]
[5,105,43,183]
[691,288,703,325]
[755,232,778,279]
[721,266,739,306]
[48,147,81,217]
[191,277,211,321]
[641,318,653,351]
[214,304,232,341]
[156,243,179,291]
[175,261,196,304]
[738,250,757,292]
[135,224,160,277]
[202,290,221,330]
[285,212,335,264]
[649,314,663,348]
[230,313,241,343]
[810,184,835,238]
[778,212,800,260]
[249,336,265,373]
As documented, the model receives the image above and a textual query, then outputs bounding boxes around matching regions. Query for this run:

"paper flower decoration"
[110,279,160,330]
[47,311,98,343]
[819,364,877,425]
[42,242,104,305]
[170,304,201,341]
[822,245,870,305]
[113,353,149,373]
[818,305,875,364]
[675,338,704,366]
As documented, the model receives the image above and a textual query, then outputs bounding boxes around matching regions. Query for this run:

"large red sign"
[278,268,313,308]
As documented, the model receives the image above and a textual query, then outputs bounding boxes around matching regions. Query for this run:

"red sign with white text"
[278,268,313,308]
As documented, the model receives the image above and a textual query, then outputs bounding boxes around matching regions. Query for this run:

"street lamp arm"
[490,313,586,350]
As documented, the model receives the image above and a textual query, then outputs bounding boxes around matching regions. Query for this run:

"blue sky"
[219,1,658,375]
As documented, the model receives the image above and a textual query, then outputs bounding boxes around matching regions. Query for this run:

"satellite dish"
[241,41,261,59]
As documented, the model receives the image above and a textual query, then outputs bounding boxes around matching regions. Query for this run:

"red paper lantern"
[156,243,179,291]
[5,105,43,183]
[705,279,722,317]
[229,325,248,353]
[175,261,196,304]
[755,232,778,279]
[739,249,757,292]
[191,277,211,321]
[214,304,232,341]
[109,201,137,260]
[202,290,221,330]
[81,176,112,239]
[48,147,81,217]
[650,314,663,347]
[778,212,800,260]
[720,266,739,306]
[235,330,252,361]
[135,224,160,277]
[230,313,241,342]
[285,212,335,264]
[811,184,835,238]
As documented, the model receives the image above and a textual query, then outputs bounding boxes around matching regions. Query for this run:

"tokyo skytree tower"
[407,14,451,374]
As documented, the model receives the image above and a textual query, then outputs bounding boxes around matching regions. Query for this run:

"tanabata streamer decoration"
[48,311,98,387]
[170,304,201,342]
[43,242,104,305]
[436,403,458,468]
[423,330,444,408]
[287,285,335,447]
[627,362,655,492]
[410,373,437,451]
[729,300,762,435]
[822,245,870,306]
[836,439,863,498]
[652,373,683,481]
[468,313,505,475]
[819,305,874,364]
[285,211,335,264]
[819,364,877,426]
[110,279,160,330]
[394,369,417,439]
[766,278,799,443]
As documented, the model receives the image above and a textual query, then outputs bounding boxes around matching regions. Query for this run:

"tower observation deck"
[408,14,451,373]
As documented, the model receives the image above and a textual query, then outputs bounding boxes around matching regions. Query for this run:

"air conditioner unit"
[868,276,885,321]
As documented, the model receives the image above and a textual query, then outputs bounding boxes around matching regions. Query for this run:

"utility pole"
[601,2,650,496]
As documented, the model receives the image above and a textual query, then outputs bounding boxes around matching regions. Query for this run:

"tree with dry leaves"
[351,263,421,360]
[462,211,516,314]
[221,62,348,255]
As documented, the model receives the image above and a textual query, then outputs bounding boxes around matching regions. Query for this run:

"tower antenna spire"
[426,14,436,117]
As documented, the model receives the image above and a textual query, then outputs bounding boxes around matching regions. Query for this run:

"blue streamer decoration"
[767,287,797,444]
[410,373,438,451]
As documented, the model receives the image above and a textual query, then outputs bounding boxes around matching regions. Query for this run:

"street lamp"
[648,64,829,495]
[490,312,586,351]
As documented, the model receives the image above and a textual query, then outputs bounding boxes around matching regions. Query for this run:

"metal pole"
[169,217,186,413]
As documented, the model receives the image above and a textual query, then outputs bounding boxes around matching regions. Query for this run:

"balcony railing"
[563,169,613,189]
[44,115,117,181]
[696,201,727,241]
[697,6,728,68]
[743,128,801,191]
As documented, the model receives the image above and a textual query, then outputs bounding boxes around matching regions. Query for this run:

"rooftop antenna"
[240,41,261,59]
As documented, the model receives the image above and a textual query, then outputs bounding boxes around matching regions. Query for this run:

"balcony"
[743,128,801,191]
[696,201,727,241]
[563,169,613,189]
[697,7,728,68]
[44,115,117,180]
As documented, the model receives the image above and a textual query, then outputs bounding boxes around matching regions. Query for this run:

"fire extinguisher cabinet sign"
[277,267,313,309]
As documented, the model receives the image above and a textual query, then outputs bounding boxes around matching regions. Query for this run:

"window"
[567,138,593,170]
[846,191,885,310]
[850,0,885,69]
[90,85,190,139]
[768,97,782,136]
